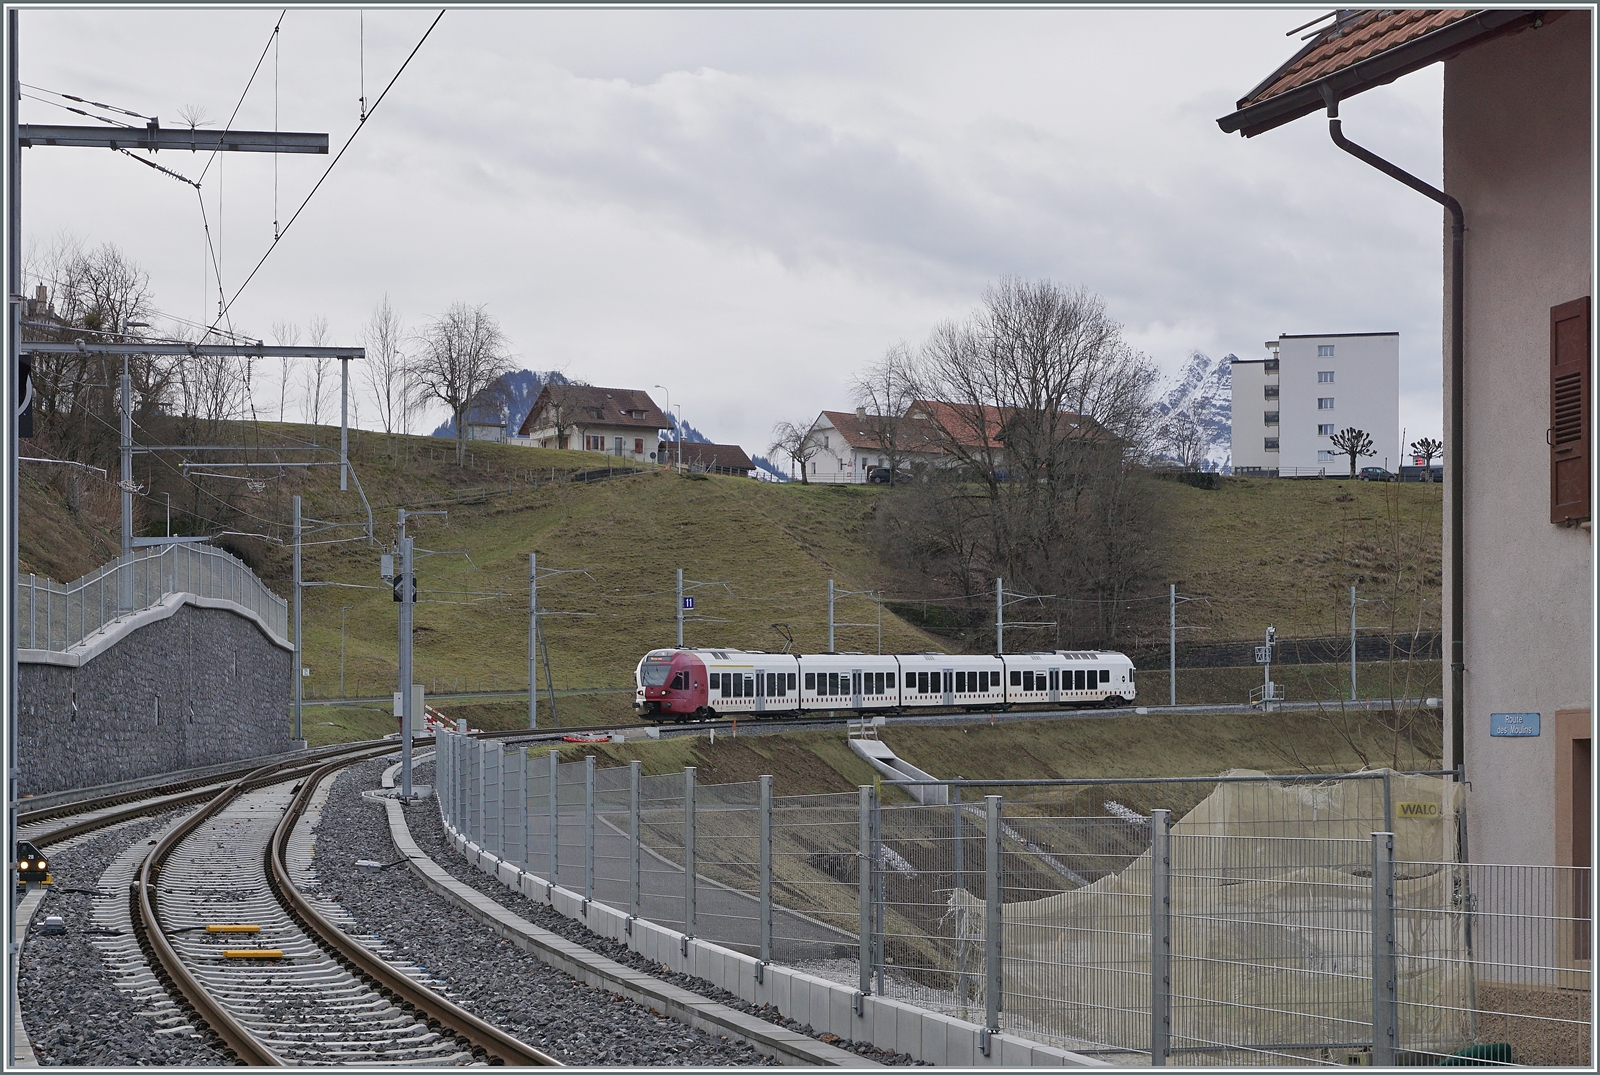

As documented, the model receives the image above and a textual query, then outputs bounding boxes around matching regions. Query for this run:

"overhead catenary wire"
[210,9,444,331]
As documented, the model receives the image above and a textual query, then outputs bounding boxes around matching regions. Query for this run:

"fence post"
[584,754,596,911]
[759,774,773,976]
[1371,831,1397,1066]
[683,766,697,953]
[469,738,484,839]
[438,733,452,826]
[504,746,527,868]
[485,741,503,854]
[872,788,885,996]
[1150,808,1172,1066]
[983,794,1003,1053]
[28,574,35,649]
[858,784,874,1008]
[952,785,969,1013]
[629,760,642,926]
[548,750,561,892]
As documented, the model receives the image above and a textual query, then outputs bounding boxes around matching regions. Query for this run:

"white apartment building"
[1230,332,1399,476]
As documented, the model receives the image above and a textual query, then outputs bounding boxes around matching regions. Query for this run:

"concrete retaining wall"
[444,822,1102,1067]
[17,600,295,796]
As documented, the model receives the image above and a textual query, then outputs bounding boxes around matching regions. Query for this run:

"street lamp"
[339,605,354,697]
[653,384,671,466]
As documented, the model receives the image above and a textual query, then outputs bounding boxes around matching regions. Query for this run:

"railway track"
[126,750,558,1066]
[21,742,557,1066]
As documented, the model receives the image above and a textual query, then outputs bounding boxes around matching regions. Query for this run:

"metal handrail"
[18,543,289,652]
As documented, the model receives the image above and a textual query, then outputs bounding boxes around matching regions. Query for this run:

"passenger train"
[634,647,1136,722]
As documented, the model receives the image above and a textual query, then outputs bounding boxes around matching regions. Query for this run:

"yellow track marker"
[222,949,284,959]
[205,924,260,933]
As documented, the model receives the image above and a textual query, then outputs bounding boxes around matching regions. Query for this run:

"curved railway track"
[128,750,558,1066]
[23,742,557,1066]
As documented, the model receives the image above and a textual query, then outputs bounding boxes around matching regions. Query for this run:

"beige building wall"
[1443,11,1592,868]
[1229,356,1280,471]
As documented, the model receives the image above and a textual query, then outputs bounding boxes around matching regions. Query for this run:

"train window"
[886,673,895,688]
[916,671,928,693]
[768,673,777,696]
[1101,669,1110,683]
[713,674,725,695]
[1021,670,1032,691]
[805,672,816,691]
[788,673,797,691]
[746,675,756,696]
[875,672,885,694]
[955,671,965,693]
[1010,670,1021,686]
[828,672,840,695]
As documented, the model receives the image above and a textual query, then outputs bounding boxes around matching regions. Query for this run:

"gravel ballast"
[17,814,232,1066]
[314,757,772,1066]
[389,758,921,1065]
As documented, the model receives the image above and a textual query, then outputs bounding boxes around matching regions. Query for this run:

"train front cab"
[636,649,709,722]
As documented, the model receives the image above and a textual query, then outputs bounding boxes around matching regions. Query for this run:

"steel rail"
[268,757,560,1066]
[27,740,413,848]
[19,737,405,826]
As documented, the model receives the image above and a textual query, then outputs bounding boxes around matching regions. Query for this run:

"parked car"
[866,467,912,485]
[1358,466,1395,482]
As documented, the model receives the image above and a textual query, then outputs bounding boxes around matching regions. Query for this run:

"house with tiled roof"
[1219,9,1589,888]
[656,440,758,478]
[516,384,669,462]
[802,408,950,483]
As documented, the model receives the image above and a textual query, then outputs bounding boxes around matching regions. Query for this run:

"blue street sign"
[1489,712,1540,737]
[683,596,695,610]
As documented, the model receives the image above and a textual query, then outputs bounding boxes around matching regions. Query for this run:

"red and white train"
[634,647,1137,722]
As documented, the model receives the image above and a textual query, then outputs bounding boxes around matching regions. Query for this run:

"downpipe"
[1323,87,1466,776]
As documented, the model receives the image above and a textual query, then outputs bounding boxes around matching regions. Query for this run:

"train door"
[1049,668,1061,704]
[851,669,863,709]
[942,668,954,706]
[754,667,767,714]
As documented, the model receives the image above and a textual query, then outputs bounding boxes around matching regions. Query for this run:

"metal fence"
[17,542,288,651]
[432,734,1590,1067]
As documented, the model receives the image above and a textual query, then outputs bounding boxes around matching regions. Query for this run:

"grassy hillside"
[17,422,1442,712]
[543,707,1439,798]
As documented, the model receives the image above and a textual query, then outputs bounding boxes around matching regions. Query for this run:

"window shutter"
[1551,297,1591,524]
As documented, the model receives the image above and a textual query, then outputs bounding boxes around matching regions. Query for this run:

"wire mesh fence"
[433,732,1590,1066]
[17,542,289,650]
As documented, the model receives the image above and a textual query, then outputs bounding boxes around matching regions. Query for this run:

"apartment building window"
[1264,358,1279,373]
[1318,450,1338,462]
[1264,437,1279,452]
[1318,397,1335,410]
[1318,344,1335,357]
[1264,410,1279,426]
[585,434,605,451]
[1318,424,1335,436]
[1264,384,1280,399]
[1318,371,1335,383]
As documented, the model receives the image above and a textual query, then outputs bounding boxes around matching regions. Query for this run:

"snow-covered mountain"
[1153,351,1233,473]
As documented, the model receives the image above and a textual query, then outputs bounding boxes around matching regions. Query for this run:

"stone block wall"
[18,602,294,796]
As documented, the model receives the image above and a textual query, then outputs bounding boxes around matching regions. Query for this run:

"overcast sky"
[19,6,1447,456]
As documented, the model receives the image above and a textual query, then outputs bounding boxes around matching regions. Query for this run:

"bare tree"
[1409,436,1442,481]
[409,302,514,465]
[1159,398,1210,471]
[884,277,1165,646]
[849,343,921,479]
[270,320,299,423]
[301,315,332,427]
[1330,426,1375,478]
[22,237,165,466]
[360,295,407,457]
[769,420,824,484]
